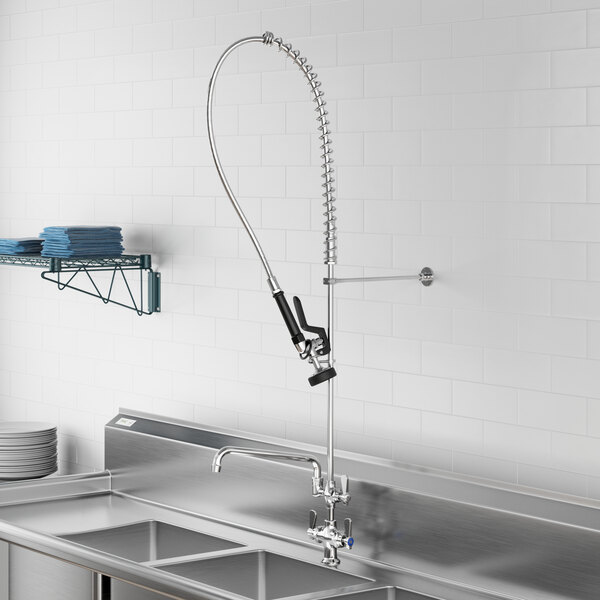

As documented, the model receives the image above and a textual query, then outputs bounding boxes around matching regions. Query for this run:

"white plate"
[0,452,57,464]
[0,463,57,473]
[0,466,57,480]
[0,422,56,436]
[0,455,56,464]
[0,430,56,439]
[0,454,57,466]
[0,457,57,465]
[0,469,56,477]
[0,456,57,467]
[0,447,56,457]
[0,433,57,442]
[0,436,57,447]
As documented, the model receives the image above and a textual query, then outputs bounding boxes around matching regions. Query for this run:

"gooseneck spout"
[212,446,324,496]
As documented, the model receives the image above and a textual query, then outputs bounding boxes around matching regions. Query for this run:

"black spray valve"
[293,296,330,355]
[272,291,336,387]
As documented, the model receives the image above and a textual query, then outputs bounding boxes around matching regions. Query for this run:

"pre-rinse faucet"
[207,31,353,566]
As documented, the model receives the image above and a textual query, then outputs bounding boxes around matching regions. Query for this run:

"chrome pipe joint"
[323,474,351,508]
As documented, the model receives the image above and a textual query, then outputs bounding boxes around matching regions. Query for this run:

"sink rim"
[156,548,375,600]
[57,517,242,543]
[156,547,372,576]
[56,518,246,563]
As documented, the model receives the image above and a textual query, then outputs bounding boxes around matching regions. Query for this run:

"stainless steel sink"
[158,550,369,599]
[60,520,243,562]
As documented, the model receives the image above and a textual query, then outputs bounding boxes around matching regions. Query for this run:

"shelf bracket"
[324,267,434,287]
[39,255,160,316]
[0,253,161,315]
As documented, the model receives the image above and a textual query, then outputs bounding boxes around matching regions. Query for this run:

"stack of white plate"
[0,422,57,481]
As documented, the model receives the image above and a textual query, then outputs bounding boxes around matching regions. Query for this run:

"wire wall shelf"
[0,253,161,316]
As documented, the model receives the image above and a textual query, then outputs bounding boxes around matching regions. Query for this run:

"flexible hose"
[206,31,338,292]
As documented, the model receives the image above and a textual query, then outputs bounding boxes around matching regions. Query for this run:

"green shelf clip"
[0,253,161,316]
[148,271,161,315]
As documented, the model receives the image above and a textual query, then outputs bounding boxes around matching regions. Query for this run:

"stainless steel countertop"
[0,475,501,600]
[0,410,599,600]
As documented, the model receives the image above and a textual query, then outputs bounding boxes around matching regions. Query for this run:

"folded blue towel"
[40,226,124,258]
[0,238,43,255]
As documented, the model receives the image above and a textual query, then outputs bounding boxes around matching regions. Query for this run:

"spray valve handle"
[293,296,330,355]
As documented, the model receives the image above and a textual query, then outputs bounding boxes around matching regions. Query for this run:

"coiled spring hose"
[206,30,338,284]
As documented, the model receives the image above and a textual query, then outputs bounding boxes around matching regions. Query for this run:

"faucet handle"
[309,509,318,530]
[340,474,349,496]
[344,518,353,541]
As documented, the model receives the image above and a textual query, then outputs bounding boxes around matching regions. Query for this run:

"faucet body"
[212,446,353,566]
[308,518,354,566]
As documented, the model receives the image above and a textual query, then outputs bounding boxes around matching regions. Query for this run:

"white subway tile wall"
[0,0,599,499]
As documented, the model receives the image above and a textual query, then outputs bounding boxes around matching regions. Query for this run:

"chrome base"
[321,550,340,567]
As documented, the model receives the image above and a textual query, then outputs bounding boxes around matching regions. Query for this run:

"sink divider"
[141,545,260,569]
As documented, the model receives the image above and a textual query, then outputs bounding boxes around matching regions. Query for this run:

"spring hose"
[207,31,337,277]
[262,32,337,265]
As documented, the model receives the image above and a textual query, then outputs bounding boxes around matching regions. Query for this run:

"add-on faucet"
[207,32,353,566]
[212,446,354,566]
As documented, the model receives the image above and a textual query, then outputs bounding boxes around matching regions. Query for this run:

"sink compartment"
[60,520,243,562]
[158,550,368,600]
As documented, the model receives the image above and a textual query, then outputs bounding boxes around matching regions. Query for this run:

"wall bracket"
[0,254,161,316]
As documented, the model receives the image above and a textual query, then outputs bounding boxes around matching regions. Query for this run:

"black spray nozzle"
[273,291,336,386]
[273,291,305,346]
[308,367,337,387]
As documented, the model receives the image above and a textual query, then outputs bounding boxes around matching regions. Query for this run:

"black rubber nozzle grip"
[274,291,305,346]
[309,367,336,386]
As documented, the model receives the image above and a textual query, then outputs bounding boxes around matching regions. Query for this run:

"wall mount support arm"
[324,266,434,287]
[0,254,161,316]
